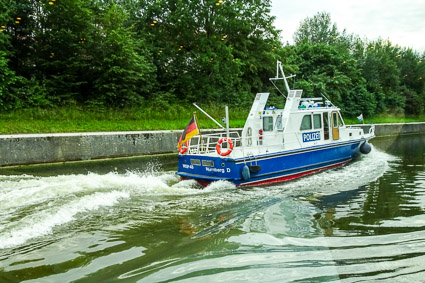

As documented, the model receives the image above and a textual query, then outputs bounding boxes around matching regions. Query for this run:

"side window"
[333,112,338,128]
[300,115,312,131]
[338,113,344,127]
[275,115,283,131]
[323,112,329,140]
[313,114,322,129]
[263,116,273,132]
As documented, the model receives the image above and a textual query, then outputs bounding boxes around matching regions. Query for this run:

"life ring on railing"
[216,137,233,156]
[179,141,189,154]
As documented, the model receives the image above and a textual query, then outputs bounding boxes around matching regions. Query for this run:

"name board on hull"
[302,131,321,142]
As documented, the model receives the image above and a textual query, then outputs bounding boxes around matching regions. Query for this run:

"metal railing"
[185,130,302,156]
[186,131,242,155]
[184,125,375,156]
[346,124,375,135]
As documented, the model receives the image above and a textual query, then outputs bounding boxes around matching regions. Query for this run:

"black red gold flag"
[178,115,199,148]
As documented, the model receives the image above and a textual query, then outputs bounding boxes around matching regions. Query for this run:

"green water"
[1,134,425,282]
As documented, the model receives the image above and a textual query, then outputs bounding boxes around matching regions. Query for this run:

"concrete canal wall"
[0,130,223,167]
[0,123,424,167]
[373,122,425,137]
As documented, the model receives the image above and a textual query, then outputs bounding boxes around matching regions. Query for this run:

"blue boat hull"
[177,139,365,187]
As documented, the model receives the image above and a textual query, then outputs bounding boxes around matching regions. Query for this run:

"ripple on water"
[2,144,424,282]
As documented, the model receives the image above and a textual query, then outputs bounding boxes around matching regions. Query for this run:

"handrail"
[186,127,374,155]
[185,130,302,155]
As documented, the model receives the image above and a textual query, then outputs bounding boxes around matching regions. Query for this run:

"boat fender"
[216,137,234,156]
[248,165,261,173]
[360,141,371,154]
[241,165,250,181]
[178,141,189,154]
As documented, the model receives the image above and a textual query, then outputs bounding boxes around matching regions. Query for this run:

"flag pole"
[194,112,205,151]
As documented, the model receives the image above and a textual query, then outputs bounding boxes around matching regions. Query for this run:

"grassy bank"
[1,106,424,134]
[343,115,425,125]
[0,105,249,134]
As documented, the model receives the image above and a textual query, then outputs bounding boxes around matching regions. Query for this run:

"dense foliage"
[1,2,424,118]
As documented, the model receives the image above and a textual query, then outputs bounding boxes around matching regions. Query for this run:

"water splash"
[0,147,391,251]
[0,191,129,249]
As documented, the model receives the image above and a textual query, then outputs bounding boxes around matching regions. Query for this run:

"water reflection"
[312,134,425,237]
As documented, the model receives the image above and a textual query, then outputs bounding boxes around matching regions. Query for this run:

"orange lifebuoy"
[216,137,233,156]
[179,141,189,154]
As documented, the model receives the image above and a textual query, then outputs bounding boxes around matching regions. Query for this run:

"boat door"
[332,111,340,140]
[262,116,274,145]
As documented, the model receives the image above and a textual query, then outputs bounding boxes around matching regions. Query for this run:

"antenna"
[269,61,296,98]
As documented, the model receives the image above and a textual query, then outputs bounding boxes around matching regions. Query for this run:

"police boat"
[176,61,375,187]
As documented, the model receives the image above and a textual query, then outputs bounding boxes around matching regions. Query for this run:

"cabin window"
[338,113,345,127]
[333,112,338,127]
[300,115,312,130]
[332,112,344,128]
[323,112,329,140]
[263,116,273,132]
[313,114,322,129]
[275,116,283,131]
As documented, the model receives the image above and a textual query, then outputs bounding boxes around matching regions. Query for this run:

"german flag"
[178,115,199,148]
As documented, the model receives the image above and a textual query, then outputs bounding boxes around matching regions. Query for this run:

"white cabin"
[184,61,374,159]
[238,89,372,158]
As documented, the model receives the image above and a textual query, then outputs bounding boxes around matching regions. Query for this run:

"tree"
[135,0,281,106]
[0,0,15,109]
[32,0,95,104]
[4,0,156,107]
[88,3,156,106]
[0,0,14,51]
[0,52,17,109]
[292,42,376,116]
[359,40,405,114]
[1,0,424,117]
[0,1,50,109]
[293,12,339,46]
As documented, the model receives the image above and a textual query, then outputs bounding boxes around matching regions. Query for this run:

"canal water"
[1,133,425,282]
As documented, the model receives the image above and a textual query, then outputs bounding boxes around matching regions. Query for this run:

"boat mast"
[269,61,296,98]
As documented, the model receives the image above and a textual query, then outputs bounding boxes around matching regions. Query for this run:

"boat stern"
[176,154,241,186]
